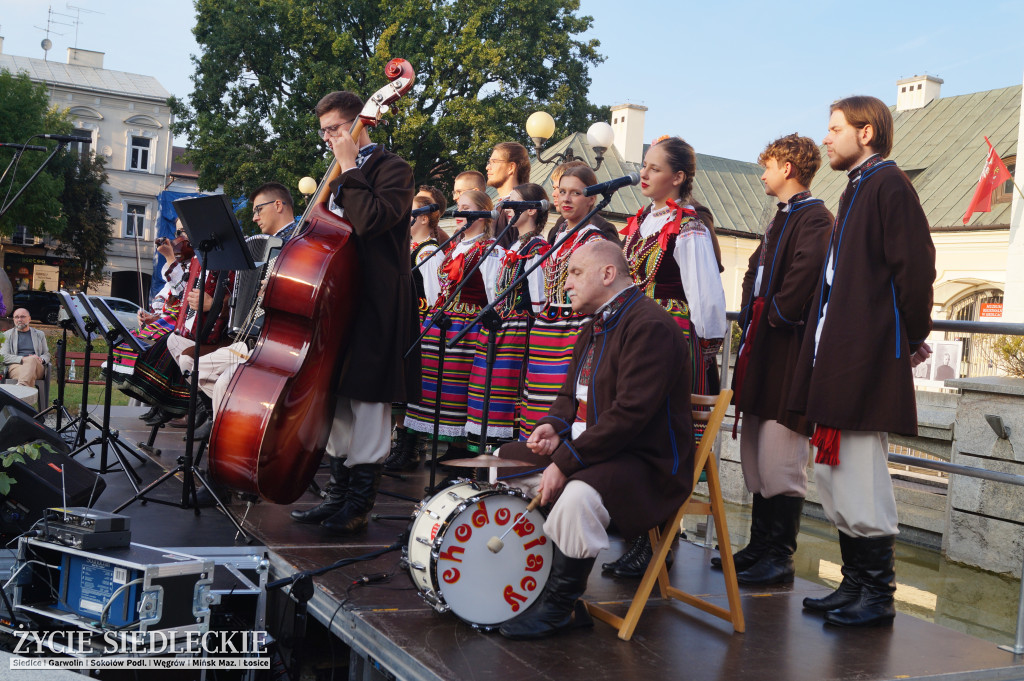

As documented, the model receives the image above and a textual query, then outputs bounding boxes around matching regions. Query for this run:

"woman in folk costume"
[465,183,550,451]
[403,189,504,462]
[603,136,728,578]
[387,187,447,471]
[514,163,610,444]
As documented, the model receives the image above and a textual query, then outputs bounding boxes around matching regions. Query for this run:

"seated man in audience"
[497,240,694,639]
[2,308,50,387]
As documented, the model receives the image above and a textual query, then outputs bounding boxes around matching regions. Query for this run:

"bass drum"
[405,480,551,628]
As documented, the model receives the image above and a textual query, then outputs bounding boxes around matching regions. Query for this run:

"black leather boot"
[712,492,770,571]
[803,531,862,612]
[290,457,349,523]
[139,405,159,421]
[321,464,382,535]
[384,429,419,472]
[499,546,595,640]
[736,495,802,585]
[602,534,645,573]
[825,535,896,627]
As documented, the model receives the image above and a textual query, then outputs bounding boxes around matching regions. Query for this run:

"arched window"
[947,288,1004,378]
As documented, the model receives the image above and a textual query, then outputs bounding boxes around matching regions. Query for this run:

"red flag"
[963,136,1013,224]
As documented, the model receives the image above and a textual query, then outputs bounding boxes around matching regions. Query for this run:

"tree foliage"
[53,153,114,291]
[0,70,70,236]
[171,0,606,202]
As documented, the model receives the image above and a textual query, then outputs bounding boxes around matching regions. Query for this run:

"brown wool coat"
[330,146,421,404]
[788,162,935,435]
[502,290,694,538]
[735,198,833,435]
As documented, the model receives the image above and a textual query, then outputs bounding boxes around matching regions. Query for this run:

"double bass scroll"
[208,59,416,504]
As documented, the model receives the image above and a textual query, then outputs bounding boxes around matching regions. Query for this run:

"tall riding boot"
[825,535,896,627]
[602,534,646,573]
[290,457,349,524]
[711,492,770,571]
[736,495,802,585]
[803,531,862,612]
[499,546,596,640]
[322,464,382,535]
[384,429,419,472]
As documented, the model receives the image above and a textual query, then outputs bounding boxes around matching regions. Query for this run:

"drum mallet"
[487,496,542,554]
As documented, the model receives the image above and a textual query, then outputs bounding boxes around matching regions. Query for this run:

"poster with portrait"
[929,341,963,383]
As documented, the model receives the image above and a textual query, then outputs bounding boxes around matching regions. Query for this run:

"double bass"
[208,59,416,503]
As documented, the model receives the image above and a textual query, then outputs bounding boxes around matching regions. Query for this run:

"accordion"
[228,234,284,343]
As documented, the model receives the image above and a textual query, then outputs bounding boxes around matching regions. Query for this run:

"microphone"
[37,134,92,143]
[452,210,499,220]
[583,172,641,197]
[0,142,48,151]
[498,200,549,211]
[411,203,440,217]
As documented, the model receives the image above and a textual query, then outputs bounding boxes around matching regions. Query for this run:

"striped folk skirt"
[465,312,531,448]
[117,334,191,415]
[518,306,591,440]
[112,315,176,377]
[404,305,482,442]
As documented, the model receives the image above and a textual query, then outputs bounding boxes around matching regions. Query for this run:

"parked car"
[57,295,142,333]
[12,290,61,325]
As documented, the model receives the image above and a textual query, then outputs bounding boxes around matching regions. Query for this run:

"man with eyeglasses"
[288,90,419,537]
[2,308,50,387]
[487,143,532,248]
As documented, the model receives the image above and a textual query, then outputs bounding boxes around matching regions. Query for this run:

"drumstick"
[486,496,541,554]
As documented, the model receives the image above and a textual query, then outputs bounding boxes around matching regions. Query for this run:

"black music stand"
[40,291,88,432]
[114,194,256,544]
[66,293,146,490]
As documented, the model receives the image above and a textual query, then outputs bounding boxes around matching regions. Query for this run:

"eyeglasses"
[485,157,510,167]
[253,200,277,216]
[318,120,355,139]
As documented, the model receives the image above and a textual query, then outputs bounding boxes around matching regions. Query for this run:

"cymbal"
[441,455,532,468]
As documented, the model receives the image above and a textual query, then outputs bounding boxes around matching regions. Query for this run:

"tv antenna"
[34,6,74,60]
[65,3,103,49]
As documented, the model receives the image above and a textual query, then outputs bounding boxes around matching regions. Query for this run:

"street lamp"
[298,176,318,197]
[525,111,614,171]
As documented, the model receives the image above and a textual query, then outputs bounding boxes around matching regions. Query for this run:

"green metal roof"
[523,132,773,237]
[809,85,1021,230]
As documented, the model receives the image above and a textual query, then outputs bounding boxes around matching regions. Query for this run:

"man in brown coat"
[498,240,694,640]
[791,96,935,627]
[289,90,419,535]
[721,134,832,586]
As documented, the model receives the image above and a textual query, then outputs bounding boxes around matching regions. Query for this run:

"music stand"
[114,194,256,544]
[40,291,88,431]
[66,293,146,490]
[93,298,149,356]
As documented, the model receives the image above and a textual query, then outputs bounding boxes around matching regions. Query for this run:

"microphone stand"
[448,193,615,347]
[0,139,70,219]
[402,215,520,495]
[36,318,75,430]
[409,220,474,274]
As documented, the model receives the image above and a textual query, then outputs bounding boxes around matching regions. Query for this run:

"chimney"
[66,47,104,69]
[610,103,647,165]
[896,74,943,111]
[0,37,4,54]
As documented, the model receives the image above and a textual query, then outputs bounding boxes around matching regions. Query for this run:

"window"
[993,156,1016,204]
[129,136,151,171]
[125,203,146,238]
[11,225,42,246]
[901,87,906,93]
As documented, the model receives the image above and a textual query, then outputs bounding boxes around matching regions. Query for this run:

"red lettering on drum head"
[521,576,538,592]
[438,545,465,563]
[443,568,461,584]
[495,507,511,525]
[471,500,490,528]
[454,523,472,542]
[504,585,528,611]
[524,553,544,572]
[523,536,547,551]
[512,519,536,538]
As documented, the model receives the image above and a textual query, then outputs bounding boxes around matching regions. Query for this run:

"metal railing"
[715,313,1024,653]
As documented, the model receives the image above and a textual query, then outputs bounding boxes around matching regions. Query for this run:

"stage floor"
[72,407,1024,681]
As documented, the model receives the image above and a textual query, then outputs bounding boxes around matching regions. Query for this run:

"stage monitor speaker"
[0,406,68,454]
[0,438,105,536]
[0,389,37,420]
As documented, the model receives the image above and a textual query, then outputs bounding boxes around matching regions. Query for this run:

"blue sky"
[3,0,1022,162]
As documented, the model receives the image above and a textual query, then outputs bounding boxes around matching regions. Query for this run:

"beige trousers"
[8,356,45,386]
[740,413,811,498]
[503,472,610,560]
[813,430,899,538]
[324,398,391,467]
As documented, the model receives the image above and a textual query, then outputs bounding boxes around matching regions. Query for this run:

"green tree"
[52,152,114,291]
[0,69,70,236]
[170,0,605,202]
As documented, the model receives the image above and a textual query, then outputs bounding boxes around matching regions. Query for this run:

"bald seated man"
[2,308,50,386]
[497,240,695,640]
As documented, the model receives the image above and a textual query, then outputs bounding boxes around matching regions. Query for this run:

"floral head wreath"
[651,135,672,145]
